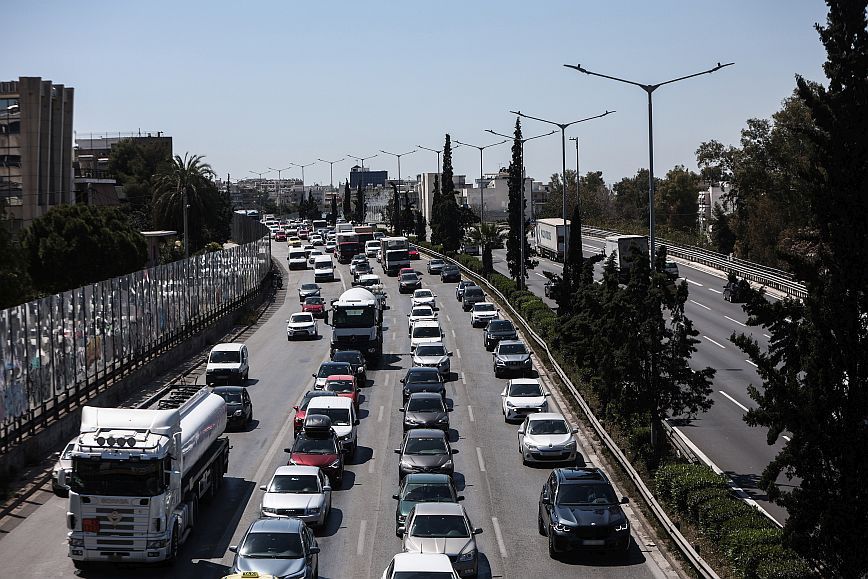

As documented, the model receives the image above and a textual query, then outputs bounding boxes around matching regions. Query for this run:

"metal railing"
[418,244,720,579]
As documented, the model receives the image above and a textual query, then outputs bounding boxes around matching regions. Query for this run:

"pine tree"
[401,190,414,236]
[342,181,352,221]
[354,182,366,224]
[330,195,338,225]
[390,185,402,236]
[440,134,461,252]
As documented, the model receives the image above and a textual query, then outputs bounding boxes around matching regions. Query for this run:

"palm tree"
[153,153,217,257]
[467,223,504,275]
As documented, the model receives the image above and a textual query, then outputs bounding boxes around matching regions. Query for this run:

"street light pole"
[509,110,613,265]
[486,128,556,290]
[563,61,733,263]
[347,153,379,191]
[568,137,581,260]
[317,157,346,192]
[249,169,272,221]
[268,165,292,211]
[453,139,508,224]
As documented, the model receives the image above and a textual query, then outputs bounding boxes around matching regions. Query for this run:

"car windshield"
[332,352,361,364]
[268,474,320,493]
[403,483,454,502]
[400,273,419,282]
[304,297,324,305]
[292,435,338,454]
[300,392,335,410]
[216,390,243,403]
[509,383,542,397]
[300,284,319,291]
[325,380,354,394]
[464,288,482,297]
[415,290,433,298]
[489,321,513,331]
[290,314,313,323]
[69,458,164,497]
[412,307,434,317]
[475,304,495,312]
[415,345,446,357]
[431,260,444,265]
[557,483,618,506]
[528,419,570,435]
[406,369,441,383]
[404,436,448,455]
[409,514,469,538]
[318,363,350,377]
[498,343,527,355]
[332,306,376,328]
[407,397,445,412]
[239,531,304,558]
[309,407,351,425]
[210,350,240,363]
[413,326,440,338]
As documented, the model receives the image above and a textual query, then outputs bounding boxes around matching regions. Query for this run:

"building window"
[0,120,20,134]
[0,154,22,168]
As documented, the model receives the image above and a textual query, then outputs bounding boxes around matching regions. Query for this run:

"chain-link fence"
[0,214,270,452]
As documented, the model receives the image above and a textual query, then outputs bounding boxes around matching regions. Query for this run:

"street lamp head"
[564,63,589,74]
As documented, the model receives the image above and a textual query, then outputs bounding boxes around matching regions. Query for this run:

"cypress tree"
[440,134,461,252]
[506,118,535,287]
[430,173,443,245]
[354,182,366,224]
[342,181,352,220]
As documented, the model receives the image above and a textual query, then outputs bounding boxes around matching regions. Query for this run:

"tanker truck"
[329,287,383,360]
[62,386,230,568]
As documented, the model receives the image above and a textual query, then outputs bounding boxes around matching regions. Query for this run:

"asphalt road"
[0,242,672,578]
[492,240,789,524]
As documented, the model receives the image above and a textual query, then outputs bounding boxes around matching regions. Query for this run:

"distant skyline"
[6,1,829,187]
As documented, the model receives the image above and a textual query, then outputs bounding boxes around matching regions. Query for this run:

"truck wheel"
[72,560,91,570]
[166,522,180,564]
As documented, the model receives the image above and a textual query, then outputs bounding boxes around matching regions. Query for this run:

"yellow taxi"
[287,236,302,247]
[221,572,276,579]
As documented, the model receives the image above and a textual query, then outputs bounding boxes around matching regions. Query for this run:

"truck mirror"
[56,469,66,488]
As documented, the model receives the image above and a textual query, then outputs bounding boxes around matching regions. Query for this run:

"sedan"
[312,361,353,389]
[440,264,461,283]
[411,288,437,310]
[350,256,369,275]
[353,260,373,279]
[395,428,456,480]
[229,517,319,578]
[483,319,518,350]
[311,235,324,246]
[399,272,422,293]
[302,296,326,318]
[325,240,337,253]
[412,342,452,376]
[492,339,533,377]
[401,366,446,403]
[408,247,421,260]
[427,259,446,274]
[298,283,321,301]
[399,502,481,578]
[392,473,463,536]
[307,250,324,266]
[259,465,331,528]
[517,413,579,466]
[381,553,459,579]
[286,428,344,485]
[470,302,499,327]
[401,392,451,432]
[293,391,338,436]
[274,231,287,242]
[331,349,367,384]
[501,379,549,422]
[213,385,254,430]
[287,312,319,340]
[323,374,360,409]
[408,305,437,335]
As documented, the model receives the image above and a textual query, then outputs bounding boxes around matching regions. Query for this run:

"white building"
[458,170,533,221]
[697,183,733,234]
[415,172,468,224]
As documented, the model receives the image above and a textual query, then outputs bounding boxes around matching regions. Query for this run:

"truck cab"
[329,288,383,360]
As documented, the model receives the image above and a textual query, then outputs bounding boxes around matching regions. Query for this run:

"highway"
[0,242,674,578]
[492,238,789,525]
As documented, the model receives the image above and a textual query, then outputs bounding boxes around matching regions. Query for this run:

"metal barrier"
[582,226,807,298]
[0,214,271,452]
[419,245,721,579]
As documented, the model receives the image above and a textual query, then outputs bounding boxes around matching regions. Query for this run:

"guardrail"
[418,245,721,579]
[581,226,807,299]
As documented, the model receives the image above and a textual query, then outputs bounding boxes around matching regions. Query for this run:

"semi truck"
[381,236,410,275]
[63,386,229,567]
[604,234,649,282]
[329,287,383,360]
[534,218,570,262]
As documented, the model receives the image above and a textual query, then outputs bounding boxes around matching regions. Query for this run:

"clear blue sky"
[6,0,829,187]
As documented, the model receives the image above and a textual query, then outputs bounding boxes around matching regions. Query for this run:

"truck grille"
[81,503,151,550]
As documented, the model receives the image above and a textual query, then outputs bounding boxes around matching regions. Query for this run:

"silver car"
[286,312,319,340]
[492,340,532,377]
[260,465,332,528]
[500,378,549,422]
[517,412,578,466]
[400,502,482,577]
[412,342,452,376]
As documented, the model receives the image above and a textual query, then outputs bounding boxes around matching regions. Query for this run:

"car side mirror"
[56,469,66,488]
[400,378,405,383]
[544,393,551,397]
[473,527,483,535]
[396,525,406,535]
[392,494,400,500]
[541,495,550,505]
[620,496,630,504]
[457,495,465,501]
[406,313,410,317]
[259,485,267,491]
[398,407,405,412]
[517,428,525,435]
[293,405,299,411]
[451,448,458,454]
[394,448,401,454]
[284,448,292,453]
[354,419,360,425]
[447,407,453,412]
[323,485,331,492]
[311,373,317,379]
[229,545,238,553]
[572,428,578,434]
[309,546,321,555]
[447,351,453,357]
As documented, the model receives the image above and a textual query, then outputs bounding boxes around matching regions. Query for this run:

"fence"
[0,214,270,452]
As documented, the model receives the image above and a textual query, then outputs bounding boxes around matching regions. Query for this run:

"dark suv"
[462,286,485,311]
[483,319,518,351]
[538,467,631,558]
[440,264,460,283]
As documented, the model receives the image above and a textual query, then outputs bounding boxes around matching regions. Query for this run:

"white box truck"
[604,234,649,282]
[534,218,570,262]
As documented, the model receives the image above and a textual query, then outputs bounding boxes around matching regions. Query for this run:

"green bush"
[722,526,783,570]
[696,495,755,540]
[685,486,731,519]
[655,464,719,505]
[754,554,815,579]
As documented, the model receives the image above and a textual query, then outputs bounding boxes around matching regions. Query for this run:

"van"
[313,255,335,282]
[288,248,308,269]
[410,319,444,352]
[205,342,250,385]
[365,240,380,258]
[306,397,359,455]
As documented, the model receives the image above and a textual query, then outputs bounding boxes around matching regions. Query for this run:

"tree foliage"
[430,174,443,245]
[655,165,700,232]
[354,182,366,224]
[329,195,338,225]
[21,204,147,294]
[342,181,352,220]
[437,134,461,252]
[506,119,536,287]
[467,223,503,275]
[414,210,427,241]
[108,138,172,231]
[0,202,32,308]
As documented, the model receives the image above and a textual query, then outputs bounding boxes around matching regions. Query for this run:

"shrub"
[723,526,783,570]
[696,495,755,540]
[754,554,815,579]
[685,486,731,520]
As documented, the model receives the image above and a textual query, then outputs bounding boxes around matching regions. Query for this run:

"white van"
[288,247,308,269]
[313,254,335,282]
[306,396,358,455]
[410,319,444,352]
[205,342,250,385]
[365,240,380,258]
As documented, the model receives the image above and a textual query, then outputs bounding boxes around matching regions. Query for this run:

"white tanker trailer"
[62,386,230,568]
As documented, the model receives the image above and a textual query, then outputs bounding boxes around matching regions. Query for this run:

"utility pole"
[453,139,508,224]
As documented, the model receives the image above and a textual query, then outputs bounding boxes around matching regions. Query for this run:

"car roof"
[325,374,355,381]
[273,465,320,477]
[508,378,540,387]
[414,342,445,350]
[410,502,464,516]
[391,552,455,573]
[555,466,609,483]
[212,385,245,393]
[407,366,441,375]
[307,396,354,410]
[248,516,304,533]
[404,473,453,484]
[407,391,445,401]
[497,339,525,347]
[414,320,440,328]
[405,428,447,439]
[320,361,350,367]
[414,288,433,294]
[527,412,567,421]
[212,342,244,352]
[303,390,337,399]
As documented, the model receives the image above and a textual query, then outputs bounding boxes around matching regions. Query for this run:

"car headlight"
[457,549,477,562]
[495,358,506,366]
[552,522,573,533]
[327,459,342,468]
[288,458,298,465]
[400,460,414,469]
[615,521,629,532]
[565,440,577,448]
[526,444,539,452]
[69,537,85,548]
[261,507,277,514]
[307,506,321,514]
[233,409,243,417]
[506,401,515,408]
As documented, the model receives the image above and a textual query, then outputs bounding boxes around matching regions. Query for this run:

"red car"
[274,231,287,242]
[286,415,344,485]
[302,296,326,318]
[409,247,420,260]
[298,229,309,240]
[323,374,360,409]
[292,391,338,436]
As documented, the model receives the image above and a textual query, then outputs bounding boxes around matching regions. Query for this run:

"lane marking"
[475,447,486,472]
[377,405,384,422]
[445,312,451,323]
[534,272,546,278]
[368,451,376,473]
[763,333,771,339]
[451,328,457,338]
[686,278,704,287]
[690,299,711,310]
[745,359,758,368]
[468,405,475,422]
[456,349,462,359]
[782,435,791,442]
[491,517,509,559]
[357,520,367,555]
[720,390,750,413]
[703,335,727,349]
[724,315,747,327]
[707,288,723,294]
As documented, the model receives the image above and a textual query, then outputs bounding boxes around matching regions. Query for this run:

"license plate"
[583,539,605,546]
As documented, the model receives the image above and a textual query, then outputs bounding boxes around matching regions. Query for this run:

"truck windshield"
[332,306,375,328]
[69,458,165,497]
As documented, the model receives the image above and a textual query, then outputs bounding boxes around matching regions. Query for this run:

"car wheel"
[548,528,559,558]
[538,509,547,535]
[287,336,291,341]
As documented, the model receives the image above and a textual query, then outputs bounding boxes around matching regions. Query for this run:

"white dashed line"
[357,520,367,554]
[491,517,509,558]
[689,299,711,310]
[535,272,546,278]
[475,447,486,472]
[456,349,462,359]
[686,278,704,287]
[445,313,451,322]
[451,328,456,338]
[468,405,475,422]
[377,405,384,422]
[707,288,723,294]
[460,372,466,384]
[724,315,747,327]
[703,335,727,349]
[720,390,750,413]
[745,359,758,368]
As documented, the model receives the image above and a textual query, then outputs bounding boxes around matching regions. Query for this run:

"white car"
[410,319,444,351]
[412,342,452,376]
[365,240,380,258]
[517,412,578,465]
[350,256,369,275]
[307,396,359,455]
[325,240,337,253]
[286,312,319,340]
[470,302,499,327]
[500,378,550,422]
[308,250,324,266]
[411,289,437,310]
[51,437,77,496]
[381,553,459,579]
[399,503,482,578]
[259,465,332,528]
[408,305,437,335]
[311,235,324,246]
[313,255,335,282]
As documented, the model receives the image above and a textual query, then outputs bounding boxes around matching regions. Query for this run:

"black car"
[483,319,518,351]
[212,386,253,430]
[400,367,446,403]
[400,392,451,431]
[538,467,631,558]
[331,349,367,384]
[312,361,354,389]
[493,339,533,377]
[427,259,446,274]
[399,272,422,293]
[462,286,485,311]
[456,280,476,301]
[440,264,461,283]
[392,473,464,536]
[395,428,457,481]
